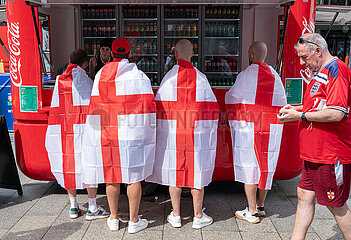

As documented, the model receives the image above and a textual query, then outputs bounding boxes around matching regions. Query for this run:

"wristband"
[301,112,308,121]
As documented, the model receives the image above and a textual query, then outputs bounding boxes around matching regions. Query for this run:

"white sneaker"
[192,210,213,229]
[167,211,181,228]
[107,217,119,231]
[128,217,148,234]
[235,207,260,224]
[256,206,266,217]
[69,207,81,219]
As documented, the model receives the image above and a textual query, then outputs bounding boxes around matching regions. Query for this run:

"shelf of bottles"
[82,6,117,56]
[123,5,158,85]
[163,5,199,76]
[204,6,240,87]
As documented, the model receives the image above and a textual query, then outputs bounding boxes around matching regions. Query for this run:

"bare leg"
[291,187,316,240]
[327,203,351,240]
[191,188,204,218]
[127,182,142,223]
[169,186,182,217]
[106,183,120,220]
[87,188,97,198]
[256,189,268,207]
[244,184,258,214]
[67,189,77,198]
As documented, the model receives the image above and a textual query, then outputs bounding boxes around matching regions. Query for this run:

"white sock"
[69,197,78,209]
[88,198,97,212]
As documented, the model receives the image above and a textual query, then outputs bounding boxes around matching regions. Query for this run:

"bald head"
[248,41,267,64]
[175,39,194,62]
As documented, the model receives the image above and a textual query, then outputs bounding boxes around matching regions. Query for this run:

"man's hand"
[277,107,302,123]
[277,104,345,123]
[280,104,303,112]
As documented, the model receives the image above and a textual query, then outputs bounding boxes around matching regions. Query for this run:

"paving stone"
[2,228,48,240]
[26,193,68,216]
[139,203,165,231]
[311,218,344,240]
[83,218,125,240]
[0,228,9,238]
[0,201,34,228]
[288,196,298,207]
[139,193,168,231]
[269,203,315,233]
[51,204,91,230]
[3,215,56,240]
[279,232,321,240]
[264,185,291,207]
[162,195,196,229]
[163,223,202,240]
[122,230,162,240]
[202,196,238,231]
[240,232,281,239]
[202,230,242,240]
[275,176,301,198]
[236,217,276,233]
[0,189,16,204]
[42,228,86,240]
[226,192,248,211]
[4,181,54,205]
[313,204,334,219]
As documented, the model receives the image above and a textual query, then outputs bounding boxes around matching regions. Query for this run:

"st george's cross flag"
[146,59,219,189]
[81,59,156,185]
[45,64,96,190]
[225,62,287,190]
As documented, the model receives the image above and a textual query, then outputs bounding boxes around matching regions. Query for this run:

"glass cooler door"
[162,5,200,77]
[122,5,159,85]
[204,6,240,87]
[81,6,117,57]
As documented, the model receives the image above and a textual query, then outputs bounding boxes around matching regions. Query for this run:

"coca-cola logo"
[300,68,312,85]
[301,16,315,37]
[299,17,315,85]
[8,21,22,87]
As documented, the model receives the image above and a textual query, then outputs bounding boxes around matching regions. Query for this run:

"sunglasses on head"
[297,38,320,48]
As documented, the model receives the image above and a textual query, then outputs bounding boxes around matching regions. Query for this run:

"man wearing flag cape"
[81,38,156,233]
[45,49,109,220]
[146,39,219,229]
[226,41,287,224]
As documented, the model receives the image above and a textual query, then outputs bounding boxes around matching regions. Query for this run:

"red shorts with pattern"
[298,160,351,207]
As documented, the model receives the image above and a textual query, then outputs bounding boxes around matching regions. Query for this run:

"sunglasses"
[297,38,320,48]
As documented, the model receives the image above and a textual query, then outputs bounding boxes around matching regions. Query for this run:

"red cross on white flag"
[81,59,156,185]
[45,64,94,190]
[225,62,287,190]
[146,60,219,189]
[327,190,335,200]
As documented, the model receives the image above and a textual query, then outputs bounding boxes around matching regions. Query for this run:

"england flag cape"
[225,62,287,190]
[45,64,95,190]
[81,59,156,184]
[146,59,219,189]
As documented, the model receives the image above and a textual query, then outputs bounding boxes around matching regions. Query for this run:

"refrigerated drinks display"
[163,5,199,76]
[81,6,117,56]
[123,5,158,86]
[80,5,242,87]
[204,6,240,87]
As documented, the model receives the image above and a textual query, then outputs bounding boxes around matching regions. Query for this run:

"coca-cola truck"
[6,0,315,185]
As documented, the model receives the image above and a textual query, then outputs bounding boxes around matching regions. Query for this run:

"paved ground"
[0,135,349,239]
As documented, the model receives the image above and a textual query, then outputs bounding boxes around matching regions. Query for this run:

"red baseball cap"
[112,38,130,54]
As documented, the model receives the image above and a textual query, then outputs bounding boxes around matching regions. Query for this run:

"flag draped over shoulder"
[81,59,156,184]
[146,59,219,189]
[45,64,94,190]
[225,62,287,190]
